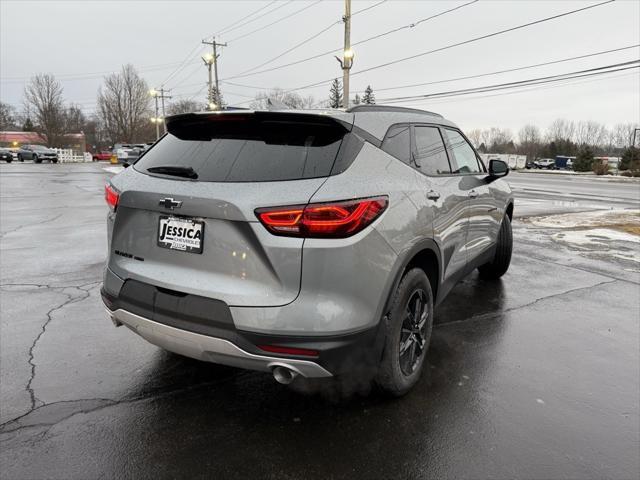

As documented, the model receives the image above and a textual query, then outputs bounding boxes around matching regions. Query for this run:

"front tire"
[478,215,513,279]
[375,268,434,397]
[34,155,42,164]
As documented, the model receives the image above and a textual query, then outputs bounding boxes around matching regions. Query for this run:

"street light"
[149,88,158,97]
[202,53,214,65]
[208,102,217,110]
[343,49,354,60]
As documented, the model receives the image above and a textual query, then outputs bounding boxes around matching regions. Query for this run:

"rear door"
[411,124,469,286]
[442,128,501,265]
[108,112,354,307]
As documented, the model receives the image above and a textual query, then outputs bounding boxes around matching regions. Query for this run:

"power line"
[413,71,639,107]
[355,44,640,94]
[215,1,278,36]
[227,0,322,43]
[211,0,390,78]
[375,61,639,103]
[221,0,478,81]
[219,0,294,37]
[283,0,618,94]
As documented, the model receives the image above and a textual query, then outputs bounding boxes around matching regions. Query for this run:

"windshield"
[134,117,347,182]
[32,145,49,151]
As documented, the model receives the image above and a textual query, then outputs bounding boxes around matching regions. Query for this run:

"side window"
[444,129,482,174]
[414,126,451,175]
[381,125,411,165]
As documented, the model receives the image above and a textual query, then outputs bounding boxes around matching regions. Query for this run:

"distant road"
[507,172,640,217]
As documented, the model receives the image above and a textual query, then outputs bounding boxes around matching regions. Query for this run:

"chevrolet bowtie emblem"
[159,198,182,209]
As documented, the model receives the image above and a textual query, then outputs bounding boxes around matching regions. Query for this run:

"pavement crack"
[24,284,96,412]
[0,213,63,239]
[442,279,619,327]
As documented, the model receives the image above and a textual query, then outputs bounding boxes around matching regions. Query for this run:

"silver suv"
[101,106,513,396]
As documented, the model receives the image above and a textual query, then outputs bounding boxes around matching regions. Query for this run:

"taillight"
[255,196,388,238]
[105,183,119,211]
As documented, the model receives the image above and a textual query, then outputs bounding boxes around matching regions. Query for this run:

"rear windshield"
[134,116,347,182]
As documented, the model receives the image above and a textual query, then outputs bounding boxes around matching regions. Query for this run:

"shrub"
[592,161,610,175]
[619,146,639,171]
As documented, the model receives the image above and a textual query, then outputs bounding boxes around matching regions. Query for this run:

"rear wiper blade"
[147,165,198,179]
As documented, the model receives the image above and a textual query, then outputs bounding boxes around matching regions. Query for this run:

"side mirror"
[122,161,130,168]
[488,159,509,178]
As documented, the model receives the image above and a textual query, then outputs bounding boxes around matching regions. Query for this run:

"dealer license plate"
[157,216,204,254]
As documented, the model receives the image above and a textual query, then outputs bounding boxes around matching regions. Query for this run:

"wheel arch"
[382,239,442,316]
[505,201,514,220]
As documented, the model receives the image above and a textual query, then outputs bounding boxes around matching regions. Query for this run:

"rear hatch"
[108,111,356,307]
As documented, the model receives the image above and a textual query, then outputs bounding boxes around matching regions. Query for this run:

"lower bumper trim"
[107,308,333,378]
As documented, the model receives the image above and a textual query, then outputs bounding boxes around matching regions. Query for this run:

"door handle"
[426,190,440,200]
[469,190,479,199]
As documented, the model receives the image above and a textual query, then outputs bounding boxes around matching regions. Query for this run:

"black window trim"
[441,127,487,176]
[410,122,455,178]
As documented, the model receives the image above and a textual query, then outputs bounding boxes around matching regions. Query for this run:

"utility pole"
[149,88,172,139]
[335,0,353,109]
[202,36,227,110]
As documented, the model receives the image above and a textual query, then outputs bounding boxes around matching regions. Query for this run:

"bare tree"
[0,101,16,130]
[466,128,482,148]
[250,88,314,110]
[64,104,86,132]
[611,122,639,148]
[97,64,152,144]
[574,120,606,147]
[546,118,575,142]
[518,124,541,160]
[167,99,203,115]
[23,73,66,146]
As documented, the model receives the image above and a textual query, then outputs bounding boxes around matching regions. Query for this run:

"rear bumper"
[106,307,333,378]
[101,279,385,377]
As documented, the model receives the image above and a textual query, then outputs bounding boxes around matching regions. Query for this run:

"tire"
[6,159,11,163]
[51,159,58,164]
[18,154,23,162]
[375,268,434,397]
[478,215,513,279]
[34,155,42,164]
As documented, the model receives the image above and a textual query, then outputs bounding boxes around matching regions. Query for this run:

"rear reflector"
[258,345,320,357]
[255,196,388,238]
[105,183,119,211]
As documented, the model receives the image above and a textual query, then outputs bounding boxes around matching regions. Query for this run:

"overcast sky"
[1,0,639,133]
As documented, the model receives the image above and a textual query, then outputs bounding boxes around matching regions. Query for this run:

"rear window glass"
[134,117,345,182]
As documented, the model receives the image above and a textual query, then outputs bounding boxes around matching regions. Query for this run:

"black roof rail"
[346,105,443,118]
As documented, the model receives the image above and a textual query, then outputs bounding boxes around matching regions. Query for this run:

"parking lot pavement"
[1,163,638,479]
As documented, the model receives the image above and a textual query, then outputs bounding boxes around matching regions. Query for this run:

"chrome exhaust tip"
[272,366,299,385]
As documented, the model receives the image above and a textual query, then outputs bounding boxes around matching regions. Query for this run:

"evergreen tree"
[353,93,361,105]
[329,79,342,108]
[619,146,639,171]
[362,85,375,104]
[22,117,34,131]
[573,146,595,172]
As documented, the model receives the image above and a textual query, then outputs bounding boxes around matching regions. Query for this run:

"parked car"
[101,106,513,396]
[113,144,133,163]
[92,151,113,161]
[0,148,13,163]
[532,158,556,169]
[17,144,58,163]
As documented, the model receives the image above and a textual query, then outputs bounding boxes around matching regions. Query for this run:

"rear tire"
[18,154,23,162]
[478,215,512,279]
[375,268,434,397]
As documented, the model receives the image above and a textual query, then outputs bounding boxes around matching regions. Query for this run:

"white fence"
[480,153,527,169]
[52,148,92,163]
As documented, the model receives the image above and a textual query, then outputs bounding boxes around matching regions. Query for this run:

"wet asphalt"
[1,163,638,479]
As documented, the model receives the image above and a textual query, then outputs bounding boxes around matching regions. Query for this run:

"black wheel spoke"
[398,288,431,377]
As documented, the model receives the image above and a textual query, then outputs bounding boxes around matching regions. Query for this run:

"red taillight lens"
[258,345,320,357]
[255,196,388,238]
[105,184,119,211]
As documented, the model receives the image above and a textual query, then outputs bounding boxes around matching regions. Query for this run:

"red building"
[0,131,86,152]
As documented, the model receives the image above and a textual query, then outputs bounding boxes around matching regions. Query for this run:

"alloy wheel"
[398,288,429,376]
